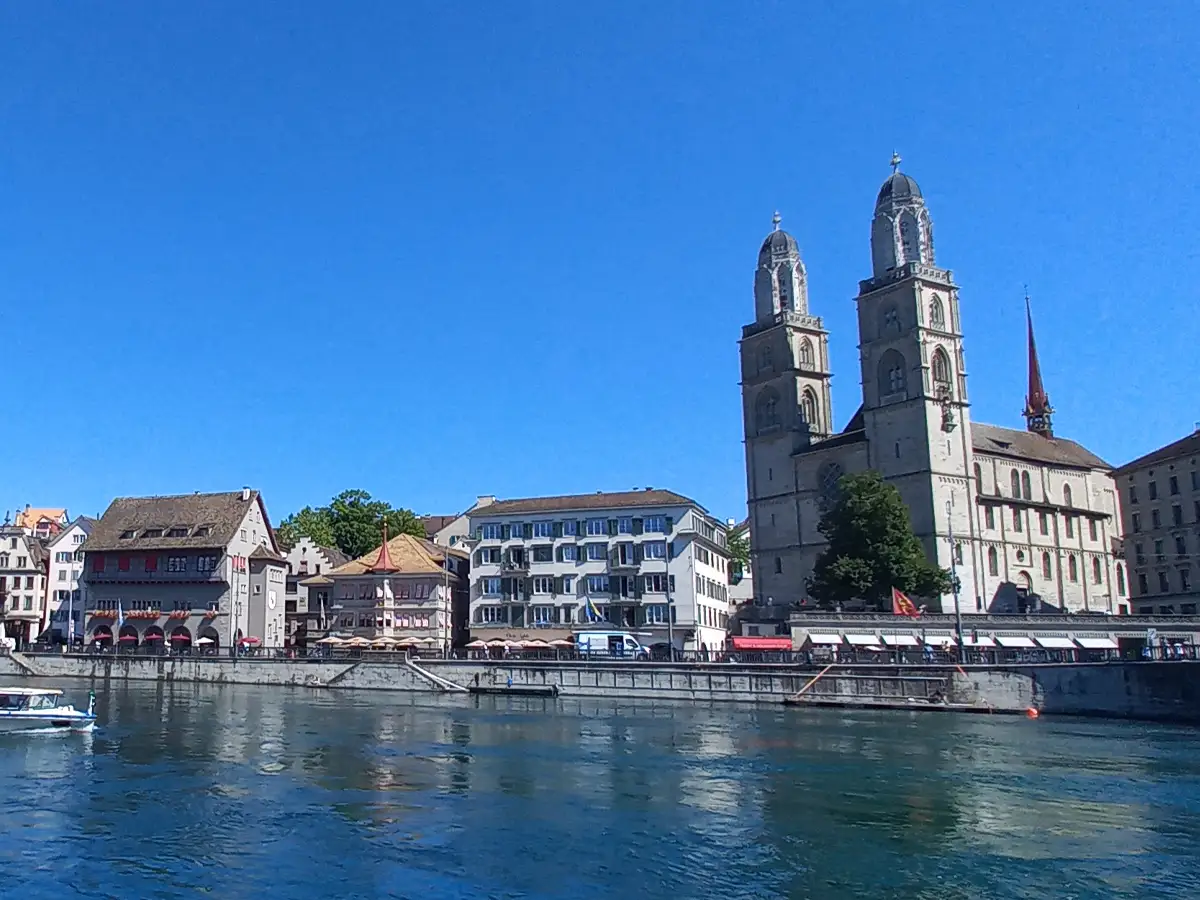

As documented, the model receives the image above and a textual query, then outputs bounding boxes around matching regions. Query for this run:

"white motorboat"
[0,687,96,733]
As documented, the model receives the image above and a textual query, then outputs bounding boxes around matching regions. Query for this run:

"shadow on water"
[0,679,1196,899]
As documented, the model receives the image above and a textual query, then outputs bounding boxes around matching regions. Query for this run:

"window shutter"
[665,516,674,533]
[524,577,534,599]
[555,546,562,563]
[501,524,510,540]
[607,519,617,536]
[553,521,563,538]
[632,518,643,535]
[553,576,561,596]
[578,520,586,536]
[523,523,532,540]
[633,544,643,564]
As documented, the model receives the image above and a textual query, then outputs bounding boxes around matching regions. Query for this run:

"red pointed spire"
[369,522,398,573]
[1023,295,1054,438]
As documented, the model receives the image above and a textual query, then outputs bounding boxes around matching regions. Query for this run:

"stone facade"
[45,517,94,643]
[1113,429,1200,615]
[0,526,49,645]
[741,162,1126,614]
[466,490,732,653]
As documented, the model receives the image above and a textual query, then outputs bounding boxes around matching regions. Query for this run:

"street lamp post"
[664,554,675,661]
[946,498,964,658]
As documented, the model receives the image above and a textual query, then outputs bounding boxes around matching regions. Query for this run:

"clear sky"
[2,3,1197,526]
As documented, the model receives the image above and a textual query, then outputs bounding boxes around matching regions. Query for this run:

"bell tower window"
[800,390,818,429]
[754,388,781,433]
[931,348,952,390]
[929,296,945,329]
[877,349,907,398]
[798,338,814,370]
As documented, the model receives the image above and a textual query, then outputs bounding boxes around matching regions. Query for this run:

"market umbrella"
[465,640,487,649]
[486,639,508,648]
[549,639,573,648]
[238,636,261,646]
[343,636,371,647]
[316,636,344,645]
[522,639,551,649]
[196,637,215,645]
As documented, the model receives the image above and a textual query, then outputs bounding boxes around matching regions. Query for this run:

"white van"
[574,631,649,660]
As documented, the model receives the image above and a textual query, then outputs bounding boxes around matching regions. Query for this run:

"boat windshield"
[29,694,61,711]
[0,694,30,711]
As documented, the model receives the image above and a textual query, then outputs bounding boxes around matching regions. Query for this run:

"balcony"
[500,557,530,575]
[608,554,640,573]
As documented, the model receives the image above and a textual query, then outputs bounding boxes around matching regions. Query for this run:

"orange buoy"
[1025,707,1040,719]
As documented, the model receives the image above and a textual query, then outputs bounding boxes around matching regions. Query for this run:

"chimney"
[241,487,251,501]
[726,518,736,526]
[475,495,496,508]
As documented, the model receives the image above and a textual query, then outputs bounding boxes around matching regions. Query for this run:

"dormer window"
[195,525,212,537]
[142,528,164,539]
[120,530,137,539]
[167,527,190,538]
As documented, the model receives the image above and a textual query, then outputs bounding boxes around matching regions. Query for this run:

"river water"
[0,680,1196,899]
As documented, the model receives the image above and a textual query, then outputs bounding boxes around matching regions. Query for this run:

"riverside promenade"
[2,650,1197,723]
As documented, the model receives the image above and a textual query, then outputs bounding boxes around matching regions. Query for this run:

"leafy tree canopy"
[806,471,952,611]
[276,490,426,559]
[726,526,750,583]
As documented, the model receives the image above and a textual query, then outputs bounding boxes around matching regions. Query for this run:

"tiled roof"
[320,533,462,579]
[85,491,264,553]
[476,489,698,516]
[1113,429,1200,475]
[15,508,67,529]
[420,514,459,538]
[249,545,287,565]
[972,422,1110,470]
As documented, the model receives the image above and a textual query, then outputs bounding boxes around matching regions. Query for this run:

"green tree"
[727,526,750,584]
[275,490,426,558]
[326,489,426,559]
[275,506,335,551]
[806,471,952,611]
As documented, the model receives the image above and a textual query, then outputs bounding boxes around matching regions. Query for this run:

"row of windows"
[91,600,204,612]
[91,554,220,574]
[975,464,1080,507]
[1134,535,1199,564]
[983,546,1117,590]
[0,555,30,569]
[1128,471,1200,504]
[1136,569,1193,596]
[980,504,1101,541]
[474,604,678,627]
[476,542,672,566]
[118,524,214,540]
[478,516,671,541]
[756,338,818,375]
[6,596,35,611]
[479,574,678,597]
[336,582,439,601]
[695,574,729,604]
[333,614,436,629]
[5,575,37,590]
[1130,501,1199,532]
[53,551,84,563]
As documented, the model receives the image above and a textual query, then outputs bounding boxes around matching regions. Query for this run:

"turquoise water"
[0,680,1196,899]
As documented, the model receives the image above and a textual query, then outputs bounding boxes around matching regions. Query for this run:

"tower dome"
[869,153,935,278]
[875,171,922,209]
[753,212,809,322]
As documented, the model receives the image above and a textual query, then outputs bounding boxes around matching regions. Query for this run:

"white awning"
[806,633,843,645]
[995,635,1036,648]
[845,633,880,646]
[1034,635,1077,650]
[1076,637,1118,650]
[924,634,958,646]
[880,634,919,646]
[963,635,996,647]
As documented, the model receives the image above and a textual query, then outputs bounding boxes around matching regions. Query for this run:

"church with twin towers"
[739,157,1129,615]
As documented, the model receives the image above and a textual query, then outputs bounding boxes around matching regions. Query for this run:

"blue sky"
[2,3,1196,526]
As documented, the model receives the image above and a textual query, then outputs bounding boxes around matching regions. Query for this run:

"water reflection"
[0,681,1195,899]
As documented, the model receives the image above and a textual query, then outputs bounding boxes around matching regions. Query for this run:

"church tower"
[1023,297,1055,437]
[854,156,979,598]
[740,214,833,603]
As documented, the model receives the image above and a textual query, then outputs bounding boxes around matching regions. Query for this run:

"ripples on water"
[0,681,1196,899]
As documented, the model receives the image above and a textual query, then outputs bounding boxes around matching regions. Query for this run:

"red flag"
[892,587,920,617]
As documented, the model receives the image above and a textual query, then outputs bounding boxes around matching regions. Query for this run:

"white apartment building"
[46,517,95,644]
[0,525,49,646]
[467,489,732,653]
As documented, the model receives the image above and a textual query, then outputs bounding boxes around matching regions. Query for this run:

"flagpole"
[946,498,964,659]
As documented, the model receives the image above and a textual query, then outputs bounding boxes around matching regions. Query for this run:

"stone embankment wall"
[0,654,1195,722]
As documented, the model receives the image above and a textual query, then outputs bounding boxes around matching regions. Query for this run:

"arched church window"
[929,296,946,329]
[1021,471,1032,500]
[1018,571,1033,593]
[1116,563,1126,596]
[817,462,844,510]
[973,463,983,495]
[1042,552,1053,579]
[1063,484,1073,507]
[878,304,901,336]
[1068,555,1078,583]
[899,212,921,263]
[800,389,818,429]
[877,349,907,398]
[754,388,781,433]
[758,345,773,373]
[1010,470,1021,497]
[987,547,998,576]
[1092,557,1103,585]
[798,338,814,370]
[931,348,952,390]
